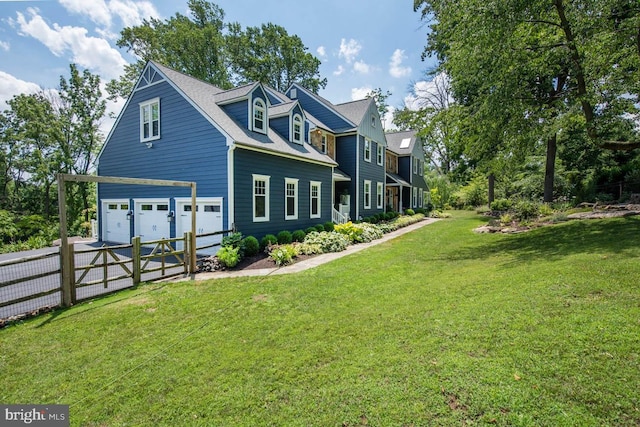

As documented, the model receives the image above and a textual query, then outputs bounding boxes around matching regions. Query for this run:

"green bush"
[269,244,298,266]
[303,231,349,253]
[292,230,306,243]
[295,242,322,255]
[277,230,293,244]
[315,224,325,232]
[217,246,240,268]
[16,214,49,241]
[305,227,317,235]
[323,221,335,232]
[490,199,512,212]
[513,199,540,221]
[260,234,278,250]
[335,221,383,244]
[404,208,415,215]
[0,210,18,244]
[242,236,260,257]
[222,232,243,249]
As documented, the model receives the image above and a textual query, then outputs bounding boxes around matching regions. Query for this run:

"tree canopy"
[108,0,326,99]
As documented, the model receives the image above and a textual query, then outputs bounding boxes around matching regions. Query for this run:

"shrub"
[217,246,240,268]
[260,234,278,250]
[315,224,325,232]
[490,198,512,212]
[305,227,317,235]
[276,230,292,244]
[335,221,383,243]
[242,236,260,257]
[0,210,18,244]
[323,221,335,232]
[269,244,298,266]
[539,203,554,216]
[222,232,243,249]
[513,199,540,221]
[295,242,322,255]
[500,213,513,226]
[404,208,415,215]
[303,231,349,253]
[16,214,49,241]
[292,230,306,243]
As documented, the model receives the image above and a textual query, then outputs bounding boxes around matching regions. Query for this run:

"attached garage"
[101,199,131,244]
[175,197,224,256]
[134,199,171,244]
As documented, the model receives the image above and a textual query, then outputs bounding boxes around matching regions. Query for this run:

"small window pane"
[141,204,153,211]
[157,204,169,211]
[108,204,117,210]
[204,205,220,212]
[120,204,129,210]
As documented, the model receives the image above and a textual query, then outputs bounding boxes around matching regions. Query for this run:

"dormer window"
[253,98,266,134]
[371,114,376,128]
[292,114,303,144]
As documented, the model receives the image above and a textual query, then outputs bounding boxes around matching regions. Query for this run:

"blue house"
[96,61,389,250]
[384,130,430,212]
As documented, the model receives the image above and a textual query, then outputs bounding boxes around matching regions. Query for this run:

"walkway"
[193,218,440,281]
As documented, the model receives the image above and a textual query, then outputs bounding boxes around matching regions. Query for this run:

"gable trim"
[233,143,336,168]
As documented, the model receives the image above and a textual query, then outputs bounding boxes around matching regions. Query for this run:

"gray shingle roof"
[333,98,374,126]
[385,130,418,155]
[151,61,336,166]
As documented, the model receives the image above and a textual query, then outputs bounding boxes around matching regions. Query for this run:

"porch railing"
[332,207,348,224]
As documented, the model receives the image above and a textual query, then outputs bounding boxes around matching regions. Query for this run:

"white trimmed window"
[413,187,418,207]
[364,139,371,162]
[419,188,424,207]
[285,178,299,220]
[321,134,327,154]
[292,114,303,144]
[376,182,383,209]
[377,144,384,165]
[364,180,371,209]
[140,98,160,142]
[253,98,266,134]
[310,181,321,218]
[414,157,419,174]
[253,174,270,222]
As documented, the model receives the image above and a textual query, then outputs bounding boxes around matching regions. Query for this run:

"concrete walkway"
[193,218,440,281]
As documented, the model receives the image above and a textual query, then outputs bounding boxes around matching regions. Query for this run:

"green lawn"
[2,211,639,426]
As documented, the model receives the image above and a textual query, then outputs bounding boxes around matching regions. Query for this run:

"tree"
[414,0,640,201]
[226,22,327,92]
[365,88,392,129]
[59,64,106,222]
[109,1,326,99]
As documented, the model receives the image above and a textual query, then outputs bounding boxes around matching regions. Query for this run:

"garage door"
[102,200,130,244]
[175,198,223,256]
[134,199,170,244]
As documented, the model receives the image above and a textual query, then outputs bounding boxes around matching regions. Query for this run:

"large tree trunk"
[544,134,557,203]
[488,174,495,207]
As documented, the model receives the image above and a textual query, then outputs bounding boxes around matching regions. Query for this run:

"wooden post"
[67,243,77,305]
[102,248,108,288]
[183,232,190,276]
[57,174,73,307]
[190,183,197,275]
[132,236,141,285]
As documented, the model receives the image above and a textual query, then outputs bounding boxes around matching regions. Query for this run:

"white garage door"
[175,198,223,256]
[102,200,130,244]
[134,199,170,244]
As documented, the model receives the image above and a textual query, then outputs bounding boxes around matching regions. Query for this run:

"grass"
[1,211,639,426]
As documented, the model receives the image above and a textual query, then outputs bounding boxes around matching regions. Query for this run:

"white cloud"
[0,71,41,109]
[13,8,128,80]
[339,38,361,63]
[333,65,345,76]
[404,72,452,110]
[59,0,159,29]
[316,45,326,58]
[0,41,9,52]
[382,106,397,131]
[351,86,372,101]
[353,60,370,74]
[389,49,412,78]
[59,0,112,27]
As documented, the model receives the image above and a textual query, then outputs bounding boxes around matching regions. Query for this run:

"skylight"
[399,138,411,149]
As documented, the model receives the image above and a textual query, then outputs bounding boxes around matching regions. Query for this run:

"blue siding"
[98,78,230,238]
[335,134,357,214]
[289,87,353,132]
[270,116,289,140]
[233,148,332,240]
[221,101,249,128]
[266,91,283,105]
[398,157,412,183]
[358,136,386,217]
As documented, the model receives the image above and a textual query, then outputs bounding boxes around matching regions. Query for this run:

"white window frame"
[252,174,270,222]
[140,98,160,142]
[413,157,418,174]
[310,181,321,219]
[285,178,299,220]
[364,139,371,162]
[320,134,327,154]
[376,182,383,209]
[413,187,418,208]
[253,98,266,134]
[376,144,384,166]
[292,114,303,144]
[419,188,424,207]
[419,160,424,176]
[364,180,371,209]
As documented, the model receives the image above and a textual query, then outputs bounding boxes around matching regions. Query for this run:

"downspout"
[355,134,360,220]
[227,143,236,231]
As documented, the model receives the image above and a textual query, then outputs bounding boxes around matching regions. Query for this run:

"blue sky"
[0,0,437,130]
